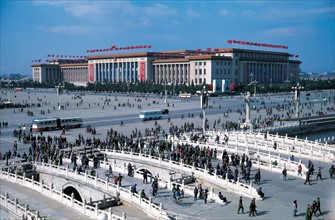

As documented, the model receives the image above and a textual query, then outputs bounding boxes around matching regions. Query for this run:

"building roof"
[59,63,88,67]
[218,48,290,56]
[188,55,232,61]
[87,52,155,60]
[152,58,189,63]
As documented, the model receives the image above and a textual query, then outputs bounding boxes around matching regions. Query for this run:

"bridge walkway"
[0,179,89,220]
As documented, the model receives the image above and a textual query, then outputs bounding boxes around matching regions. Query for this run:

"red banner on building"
[89,64,94,82]
[230,82,235,91]
[140,62,145,81]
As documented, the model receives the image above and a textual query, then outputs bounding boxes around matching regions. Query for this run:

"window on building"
[204,69,206,75]
[199,62,202,65]
[195,62,197,65]
[199,69,202,75]
[195,69,197,75]
[204,78,206,84]
[195,78,198,84]
[204,62,206,66]
[199,78,202,84]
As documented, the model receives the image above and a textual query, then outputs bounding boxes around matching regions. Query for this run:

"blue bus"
[139,110,162,121]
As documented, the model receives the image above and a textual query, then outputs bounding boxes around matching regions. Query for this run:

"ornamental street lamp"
[249,73,258,97]
[55,83,64,110]
[164,81,167,104]
[200,86,209,132]
[292,83,304,118]
[5,83,13,102]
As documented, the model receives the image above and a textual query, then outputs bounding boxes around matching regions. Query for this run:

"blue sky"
[1,0,334,75]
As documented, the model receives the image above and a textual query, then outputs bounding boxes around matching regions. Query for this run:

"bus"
[179,93,192,99]
[30,116,83,131]
[139,110,162,121]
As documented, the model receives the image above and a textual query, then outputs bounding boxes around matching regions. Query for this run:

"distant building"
[31,48,301,86]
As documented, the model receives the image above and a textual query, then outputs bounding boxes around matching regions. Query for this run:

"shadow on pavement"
[256,210,269,216]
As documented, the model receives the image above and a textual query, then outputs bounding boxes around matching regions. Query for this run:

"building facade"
[32,48,301,86]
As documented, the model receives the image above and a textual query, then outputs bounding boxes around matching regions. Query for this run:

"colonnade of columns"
[244,62,287,84]
[154,63,189,84]
[94,62,139,83]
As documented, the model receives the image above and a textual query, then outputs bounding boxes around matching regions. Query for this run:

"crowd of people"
[1,89,334,219]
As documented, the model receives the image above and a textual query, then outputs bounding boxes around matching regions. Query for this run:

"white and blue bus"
[139,110,163,121]
[30,116,83,131]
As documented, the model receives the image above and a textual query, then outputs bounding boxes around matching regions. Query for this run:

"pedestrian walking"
[238,196,244,214]
[298,164,302,176]
[203,188,209,203]
[143,169,148,184]
[305,204,312,220]
[194,185,198,201]
[316,167,322,180]
[293,200,298,217]
[249,198,257,217]
[282,167,287,181]
[315,198,322,216]
[329,165,334,179]
[304,171,311,185]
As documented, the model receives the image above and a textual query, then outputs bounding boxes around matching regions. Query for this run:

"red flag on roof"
[148,45,152,48]
[227,40,233,44]
[206,48,212,52]
[214,48,219,52]
[295,55,299,58]
[135,46,139,49]
[47,54,51,57]
[143,45,147,48]
[139,45,143,49]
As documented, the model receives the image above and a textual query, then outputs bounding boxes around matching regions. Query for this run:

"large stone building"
[32,48,301,86]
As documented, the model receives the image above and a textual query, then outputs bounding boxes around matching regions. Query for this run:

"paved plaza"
[0,88,335,220]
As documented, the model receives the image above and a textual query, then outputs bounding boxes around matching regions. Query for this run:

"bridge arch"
[62,183,83,203]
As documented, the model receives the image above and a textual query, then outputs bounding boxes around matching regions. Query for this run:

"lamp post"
[200,86,208,132]
[55,83,64,110]
[245,91,252,129]
[249,73,258,97]
[5,83,13,102]
[292,83,304,118]
[164,81,167,104]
